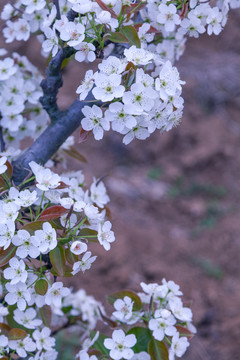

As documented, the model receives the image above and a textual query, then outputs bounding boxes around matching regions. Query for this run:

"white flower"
[105,102,137,132]
[4,257,28,285]
[206,7,223,35]
[29,161,61,191]
[75,42,96,63]
[93,73,125,102]
[90,179,110,208]
[169,332,189,360]
[0,221,15,250]
[112,296,133,322]
[131,352,151,360]
[76,69,95,100]
[169,297,193,322]
[155,61,185,101]
[76,350,98,360]
[124,46,154,66]
[70,240,88,255]
[0,57,16,80]
[21,0,46,14]
[42,27,59,56]
[5,282,31,310]
[33,222,57,253]
[0,156,7,174]
[72,251,97,275]
[149,309,177,341]
[12,229,40,259]
[98,56,126,75]
[81,105,110,140]
[68,0,93,13]
[162,279,183,297]
[140,282,168,300]
[33,327,55,351]
[97,221,115,251]
[14,189,38,207]
[60,21,85,46]
[104,329,137,360]
[45,282,70,307]
[9,336,36,358]
[13,308,42,329]
[0,334,8,354]
[157,4,181,32]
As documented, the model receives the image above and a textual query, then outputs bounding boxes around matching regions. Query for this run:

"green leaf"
[107,290,142,311]
[128,327,152,353]
[35,279,48,296]
[121,26,141,48]
[39,305,52,328]
[78,228,98,237]
[49,246,66,277]
[108,32,129,43]
[0,245,16,268]
[148,339,169,360]
[91,333,109,355]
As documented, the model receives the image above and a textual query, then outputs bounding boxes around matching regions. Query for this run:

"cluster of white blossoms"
[76,280,195,360]
[0,51,47,158]
[0,158,113,359]
[1,0,239,149]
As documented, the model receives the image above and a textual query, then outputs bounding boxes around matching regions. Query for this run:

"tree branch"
[12,98,93,185]
[39,47,75,122]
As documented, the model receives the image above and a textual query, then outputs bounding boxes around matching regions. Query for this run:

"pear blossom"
[9,336,36,358]
[0,57,16,80]
[45,282,70,307]
[5,282,31,310]
[93,73,125,102]
[3,257,28,285]
[72,251,97,275]
[76,69,95,100]
[90,179,110,208]
[124,46,154,66]
[81,105,110,140]
[75,42,96,63]
[157,4,181,32]
[60,21,85,46]
[33,327,55,351]
[42,27,59,56]
[21,0,46,14]
[12,229,40,259]
[33,222,57,253]
[105,102,137,132]
[97,221,115,251]
[0,335,8,354]
[169,333,189,360]
[112,296,134,322]
[104,329,137,360]
[70,240,88,255]
[149,309,177,341]
[29,161,61,191]
[13,308,42,329]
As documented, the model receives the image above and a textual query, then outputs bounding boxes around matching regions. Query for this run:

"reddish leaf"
[148,339,169,360]
[22,220,58,233]
[39,305,52,328]
[175,325,194,339]
[5,160,13,179]
[94,0,118,18]
[121,26,141,48]
[38,206,68,222]
[35,279,48,296]
[0,176,8,191]
[98,307,118,328]
[64,147,87,163]
[123,3,146,15]
[0,245,16,268]
[79,128,91,143]
[49,246,66,277]
[107,290,142,311]
[0,323,11,336]
[55,181,69,189]
[8,328,28,340]
[0,356,9,359]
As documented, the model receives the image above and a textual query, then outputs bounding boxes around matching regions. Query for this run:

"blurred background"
[1,5,240,360]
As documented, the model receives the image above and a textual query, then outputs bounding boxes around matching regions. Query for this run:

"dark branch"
[39,47,75,122]
[12,98,93,185]
[0,127,5,152]
[53,0,61,19]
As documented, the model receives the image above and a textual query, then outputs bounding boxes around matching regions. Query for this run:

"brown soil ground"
[1,6,240,360]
